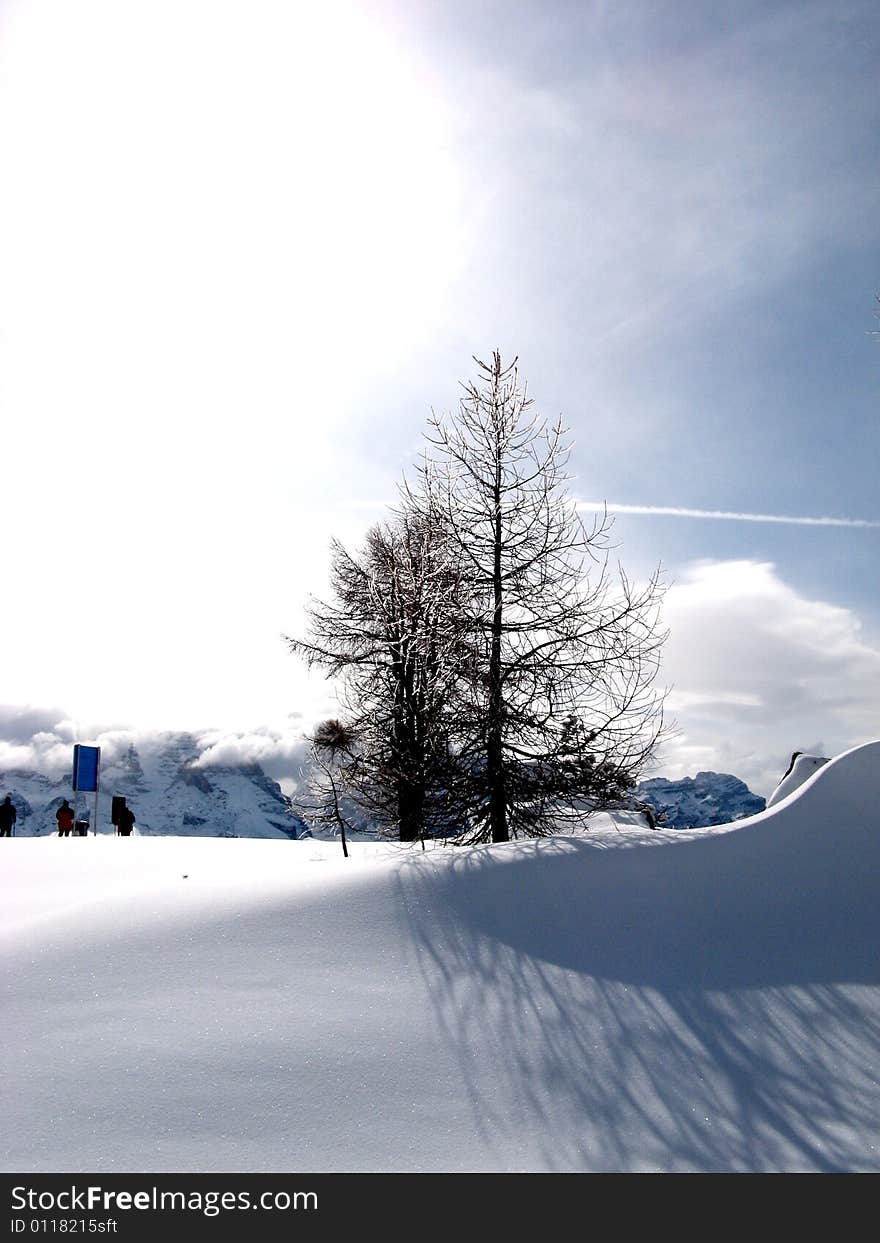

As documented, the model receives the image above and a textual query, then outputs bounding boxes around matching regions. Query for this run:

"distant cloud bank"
[0,714,312,793]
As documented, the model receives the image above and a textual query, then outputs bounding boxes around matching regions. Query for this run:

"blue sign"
[72,744,100,793]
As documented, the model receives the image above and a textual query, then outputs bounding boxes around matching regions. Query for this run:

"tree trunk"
[487,451,508,843]
[398,777,424,843]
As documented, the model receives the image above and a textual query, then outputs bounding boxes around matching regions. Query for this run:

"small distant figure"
[117,805,136,836]
[56,799,74,837]
[0,794,16,837]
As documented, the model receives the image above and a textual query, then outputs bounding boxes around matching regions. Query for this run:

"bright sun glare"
[0,0,463,728]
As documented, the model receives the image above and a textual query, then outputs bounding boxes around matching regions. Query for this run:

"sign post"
[72,744,101,836]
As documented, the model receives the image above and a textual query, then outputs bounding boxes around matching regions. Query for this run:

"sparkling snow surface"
[3,742,880,1172]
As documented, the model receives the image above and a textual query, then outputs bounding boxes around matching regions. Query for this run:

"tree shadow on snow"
[397,830,880,1171]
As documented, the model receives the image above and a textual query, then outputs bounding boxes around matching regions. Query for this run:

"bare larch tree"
[411,351,667,843]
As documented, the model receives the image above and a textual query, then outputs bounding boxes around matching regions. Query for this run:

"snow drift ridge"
[428,739,880,991]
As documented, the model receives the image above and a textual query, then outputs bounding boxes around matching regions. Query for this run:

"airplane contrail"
[339,498,879,529]
[576,502,880,529]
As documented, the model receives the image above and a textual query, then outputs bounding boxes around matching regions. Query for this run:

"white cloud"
[657,560,880,795]
[194,726,310,787]
[0,706,72,743]
[0,707,124,777]
[0,710,313,789]
[0,733,72,779]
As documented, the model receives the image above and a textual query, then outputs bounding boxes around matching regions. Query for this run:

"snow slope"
[3,741,880,1172]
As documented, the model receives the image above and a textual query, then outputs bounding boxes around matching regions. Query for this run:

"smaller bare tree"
[297,719,359,857]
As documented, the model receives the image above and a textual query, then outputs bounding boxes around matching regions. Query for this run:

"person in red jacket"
[56,799,74,837]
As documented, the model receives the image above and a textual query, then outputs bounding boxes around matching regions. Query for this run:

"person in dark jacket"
[117,805,136,836]
[0,795,15,836]
[56,799,74,836]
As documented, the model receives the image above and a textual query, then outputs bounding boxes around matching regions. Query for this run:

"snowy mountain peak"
[637,770,765,828]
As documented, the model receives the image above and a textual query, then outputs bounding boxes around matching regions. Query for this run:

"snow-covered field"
[3,742,880,1172]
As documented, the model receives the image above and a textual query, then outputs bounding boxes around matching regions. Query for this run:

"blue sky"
[0,0,878,794]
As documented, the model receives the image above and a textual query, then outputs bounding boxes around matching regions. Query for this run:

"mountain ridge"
[0,731,308,839]
[1,736,766,837]
[637,770,766,828]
